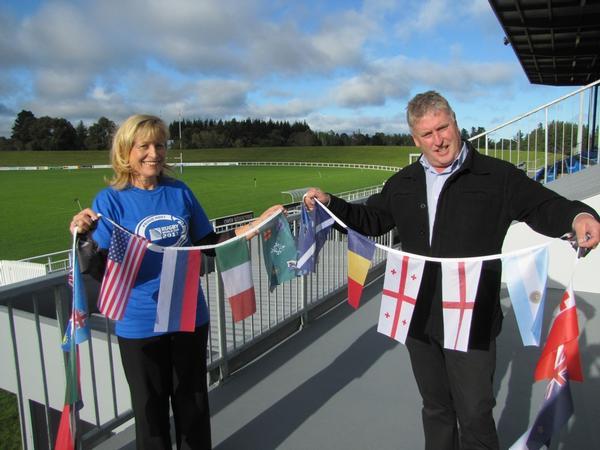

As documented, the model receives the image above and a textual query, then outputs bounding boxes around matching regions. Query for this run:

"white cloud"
[194,80,250,109]
[16,2,112,68]
[251,98,319,119]
[332,56,516,108]
[307,111,409,135]
[34,68,93,99]
[0,0,570,139]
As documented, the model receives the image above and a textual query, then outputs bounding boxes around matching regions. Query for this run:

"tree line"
[0,110,419,151]
[1,110,117,151]
[0,109,501,151]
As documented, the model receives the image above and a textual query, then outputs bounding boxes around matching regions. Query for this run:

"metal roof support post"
[578,91,585,159]
[588,86,600,164]
[544,108,549,184]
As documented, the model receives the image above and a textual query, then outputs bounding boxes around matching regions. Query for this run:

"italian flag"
[215,238,256,322]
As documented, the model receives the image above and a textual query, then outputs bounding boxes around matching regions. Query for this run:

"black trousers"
[406,336,498,450]
[118,323,212,450]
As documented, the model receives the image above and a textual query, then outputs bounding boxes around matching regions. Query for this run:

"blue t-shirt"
[92,178,213,338]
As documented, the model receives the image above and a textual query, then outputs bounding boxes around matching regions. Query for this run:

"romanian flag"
[154,247,201,332]
[347,228,376,309]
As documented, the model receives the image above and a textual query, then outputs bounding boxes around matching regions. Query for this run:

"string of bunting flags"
[62,200,589,449]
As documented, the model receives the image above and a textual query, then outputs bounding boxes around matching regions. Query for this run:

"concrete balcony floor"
[98,275,600,450]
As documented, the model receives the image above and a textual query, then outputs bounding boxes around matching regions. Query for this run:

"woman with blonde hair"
[71,114,281,449]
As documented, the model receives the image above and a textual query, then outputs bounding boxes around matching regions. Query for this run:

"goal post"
[168,152,183,174]
[409,153,421,164]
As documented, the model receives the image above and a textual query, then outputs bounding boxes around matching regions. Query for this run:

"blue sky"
[0,0,580,139]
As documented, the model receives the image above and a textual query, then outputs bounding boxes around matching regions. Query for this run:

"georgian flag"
[441,260,482,352]
[377,253,425,344]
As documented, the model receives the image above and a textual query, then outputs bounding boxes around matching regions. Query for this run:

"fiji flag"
[295,203,334,274]
[347,229,376,308]
[261,214,297,291]
[509,346,574,450]
[62,255,90,351]
[503,247,549,346]
[154,247,201,333]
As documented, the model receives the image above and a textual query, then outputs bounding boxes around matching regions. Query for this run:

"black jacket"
[328,143,598,349]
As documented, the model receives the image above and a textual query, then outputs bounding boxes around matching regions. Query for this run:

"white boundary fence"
[0,160,400,172]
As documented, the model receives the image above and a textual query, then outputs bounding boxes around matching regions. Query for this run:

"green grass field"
[0,165,392,260]
[0,145,554,261]
[0,389,21,450]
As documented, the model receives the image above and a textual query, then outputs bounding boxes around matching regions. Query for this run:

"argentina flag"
[502,246,549,346]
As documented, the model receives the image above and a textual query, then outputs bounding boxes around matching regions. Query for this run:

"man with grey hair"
[304,90,600,449]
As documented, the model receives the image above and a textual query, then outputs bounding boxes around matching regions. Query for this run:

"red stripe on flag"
[441,262,474,350]
[230,288,256,322]
[382,256,417,339]
[347,278,364,309]
[180,251,201,331]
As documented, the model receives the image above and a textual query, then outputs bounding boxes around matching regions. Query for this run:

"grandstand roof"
[488,0,600,86]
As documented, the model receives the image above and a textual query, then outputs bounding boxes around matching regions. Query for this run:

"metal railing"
[0,208,393,449]
[18,250,71,273]
[468,79,600,184]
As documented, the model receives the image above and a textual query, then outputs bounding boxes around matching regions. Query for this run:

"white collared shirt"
[419,143,468,243]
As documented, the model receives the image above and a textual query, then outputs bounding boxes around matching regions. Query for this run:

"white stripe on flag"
[155,247,177,331]
[441,260,482,352]
[222,260,253,298]
[296,243,315,268]
[316,217,334,232]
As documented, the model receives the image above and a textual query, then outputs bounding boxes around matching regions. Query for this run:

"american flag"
[97,227,148,320]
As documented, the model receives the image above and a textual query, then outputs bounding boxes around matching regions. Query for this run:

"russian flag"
[347,228,376,309]
[155,247,201,333]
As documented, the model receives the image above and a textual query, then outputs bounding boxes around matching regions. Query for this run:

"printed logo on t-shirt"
[136,214,188,247]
